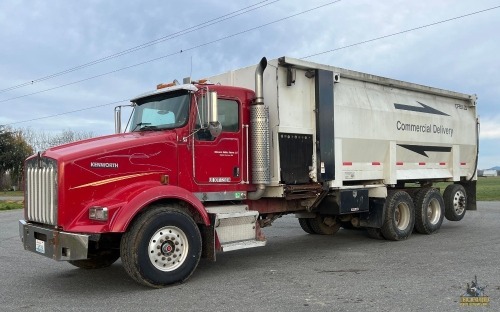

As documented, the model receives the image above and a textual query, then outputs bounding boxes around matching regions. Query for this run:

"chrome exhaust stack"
[248,57,270,200]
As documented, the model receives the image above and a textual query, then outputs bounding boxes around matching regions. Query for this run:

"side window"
[196,98,239,140]
[217,99,239,132]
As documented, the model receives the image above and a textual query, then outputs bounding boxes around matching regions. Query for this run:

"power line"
[2,1,343,126]
[4,3,497,127]
[0,0,279,94]
[301,5,500,59]
[3,100,129,126]
[0,0,342,104]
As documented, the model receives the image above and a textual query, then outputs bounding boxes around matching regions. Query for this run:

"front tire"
[414,188,444,234]
[443,184,467,221]
[120,205,202,287]
[381,190,415,241]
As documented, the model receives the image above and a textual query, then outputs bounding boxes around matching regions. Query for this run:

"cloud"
[480,115,500,139]
[0,0,499,164]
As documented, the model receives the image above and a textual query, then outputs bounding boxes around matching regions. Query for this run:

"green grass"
[0,190,24,210]
[0,190,24,196]
[0,200,23,211]
[433,176,500,201]
[475,176,500,201]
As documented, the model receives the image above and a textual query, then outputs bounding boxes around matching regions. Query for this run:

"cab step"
[221,240,267,252]
[206,205,266,252]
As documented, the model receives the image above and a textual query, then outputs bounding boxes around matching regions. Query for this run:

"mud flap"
[359,198,385,228]
[460,180,477,211]
[201,214,216,261]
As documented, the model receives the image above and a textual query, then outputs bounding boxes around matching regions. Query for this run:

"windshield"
[129,90,190,132]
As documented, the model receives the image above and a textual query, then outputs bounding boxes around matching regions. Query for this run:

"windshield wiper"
[132,122,150,132]
[132,122,158,132]
[139,125,159,131]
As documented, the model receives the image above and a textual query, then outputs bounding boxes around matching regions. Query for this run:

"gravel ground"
[1,202,498,312]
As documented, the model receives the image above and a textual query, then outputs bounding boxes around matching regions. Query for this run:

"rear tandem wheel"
[380,190,415,241]
[413,188,445,234]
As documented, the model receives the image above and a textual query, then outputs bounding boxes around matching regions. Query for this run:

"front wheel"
[120,205,202,287]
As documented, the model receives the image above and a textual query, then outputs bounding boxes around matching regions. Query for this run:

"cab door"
[193,98,242,186]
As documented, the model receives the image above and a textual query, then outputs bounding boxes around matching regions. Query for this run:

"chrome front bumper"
[19,220,89,261]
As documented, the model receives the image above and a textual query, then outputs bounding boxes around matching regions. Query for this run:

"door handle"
[233,167,240,177]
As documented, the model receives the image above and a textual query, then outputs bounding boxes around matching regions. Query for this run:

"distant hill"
[489,166,500,170]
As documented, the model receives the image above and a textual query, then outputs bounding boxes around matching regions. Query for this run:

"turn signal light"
[160,175,170,185]
[89,207,108,221]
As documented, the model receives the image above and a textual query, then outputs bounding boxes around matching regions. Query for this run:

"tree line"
[0,126,94,190]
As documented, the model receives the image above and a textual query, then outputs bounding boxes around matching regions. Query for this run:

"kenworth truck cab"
[20,57,478,287]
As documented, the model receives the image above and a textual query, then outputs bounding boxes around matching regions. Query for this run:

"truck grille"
[25,157,58,226]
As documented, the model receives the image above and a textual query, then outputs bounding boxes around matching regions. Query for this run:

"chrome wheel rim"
[453,190,466,216]
[427,198,441,225]
[395,203,410,230]
[148,226,188,272]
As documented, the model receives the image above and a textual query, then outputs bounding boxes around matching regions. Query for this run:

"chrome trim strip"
[194,191,247,202]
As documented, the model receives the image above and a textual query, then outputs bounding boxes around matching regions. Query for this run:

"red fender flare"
[109,185,209,232]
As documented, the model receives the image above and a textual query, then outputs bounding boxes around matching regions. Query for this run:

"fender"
[109,185,210,232]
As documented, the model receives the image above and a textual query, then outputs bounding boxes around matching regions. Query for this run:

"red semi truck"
[19,57,478,287]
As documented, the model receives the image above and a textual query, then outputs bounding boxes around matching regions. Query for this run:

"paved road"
[0,196,23,201]
[1,203,499,312]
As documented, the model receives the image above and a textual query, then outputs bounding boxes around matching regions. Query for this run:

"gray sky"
[0,0,499,168]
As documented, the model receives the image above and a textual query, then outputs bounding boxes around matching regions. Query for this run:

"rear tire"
[308,215,340,235]
[414,188,444,234]
[443,184,467,221]
[68,249,120,269]
[366,228,385,240]
[340,221,355,230]
[381,190,415,241]
[298,218,315,234]
[120,205,202,287]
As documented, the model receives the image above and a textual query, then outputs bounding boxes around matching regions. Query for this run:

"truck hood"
[33,131,181,231]
[40,131,177,163]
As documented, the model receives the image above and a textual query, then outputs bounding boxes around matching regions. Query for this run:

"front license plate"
[35,239,45,254]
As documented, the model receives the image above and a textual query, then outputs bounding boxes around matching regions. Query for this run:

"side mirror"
[114,106,122,134]
[207,91,218,123]
[115,104,134,133]
[207,91,221,138]
[208,121,222,137]
[198,91,221,138]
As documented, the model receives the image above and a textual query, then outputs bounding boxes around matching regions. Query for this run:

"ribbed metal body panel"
[25,157,58,226]
[250,105,271,184]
